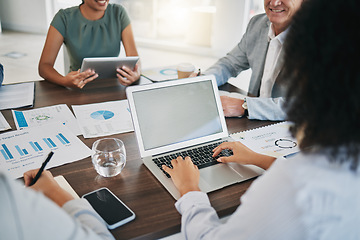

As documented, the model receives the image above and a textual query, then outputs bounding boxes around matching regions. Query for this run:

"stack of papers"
[0,82,34,110]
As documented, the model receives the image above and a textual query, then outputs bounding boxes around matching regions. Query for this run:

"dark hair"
[283,0,360,169]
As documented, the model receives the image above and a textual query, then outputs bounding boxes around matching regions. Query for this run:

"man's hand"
[220,96,245,117]
[162,156,201,196]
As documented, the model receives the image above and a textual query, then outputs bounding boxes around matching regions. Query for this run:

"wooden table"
[2,78,273,240]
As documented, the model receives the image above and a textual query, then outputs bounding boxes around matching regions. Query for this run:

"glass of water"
[92,138,126,177]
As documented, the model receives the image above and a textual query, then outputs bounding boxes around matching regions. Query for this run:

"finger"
[23,169,39,186]
[117,68,131,78]
[162,164,172,174]
[212,143,231,157]
[83,74,98,84]
[217,155,237,163]
[117,73,132,86]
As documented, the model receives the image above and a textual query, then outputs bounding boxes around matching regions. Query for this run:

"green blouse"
[51,4,131,72]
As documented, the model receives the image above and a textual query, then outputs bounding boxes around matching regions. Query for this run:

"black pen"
[29,151,54,186]
[197,68,201,76]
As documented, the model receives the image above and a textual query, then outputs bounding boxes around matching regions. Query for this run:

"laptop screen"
[132,80,223,151]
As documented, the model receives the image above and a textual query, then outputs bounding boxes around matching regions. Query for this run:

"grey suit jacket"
[205,14,287,120]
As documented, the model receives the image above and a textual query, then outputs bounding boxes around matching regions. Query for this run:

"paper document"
[0,122,92,179]
[142,65,178,82]
[0,112,11,131]
[12,104,81,136]
[230,121,300,158]
[72,100,134,138]
[0,82,34,110]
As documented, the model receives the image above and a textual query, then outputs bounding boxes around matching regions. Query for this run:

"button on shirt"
[259,24,289,98]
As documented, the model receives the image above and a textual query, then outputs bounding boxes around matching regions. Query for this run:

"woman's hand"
[63,69,98,89]
[116,63,140,86]
[24,169,74,206]
[162,156,201,197]
[213,141,276,170]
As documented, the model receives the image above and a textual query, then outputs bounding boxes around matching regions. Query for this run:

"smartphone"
[82,187,135,229]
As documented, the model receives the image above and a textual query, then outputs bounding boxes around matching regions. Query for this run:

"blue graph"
[90,110,114,120]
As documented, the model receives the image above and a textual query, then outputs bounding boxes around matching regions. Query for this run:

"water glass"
[92,138,126,177]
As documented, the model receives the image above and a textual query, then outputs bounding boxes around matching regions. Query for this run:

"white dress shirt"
[259,24,289,98]
[175,150,360,240]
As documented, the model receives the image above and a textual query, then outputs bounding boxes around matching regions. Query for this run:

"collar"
[267,23,290,45]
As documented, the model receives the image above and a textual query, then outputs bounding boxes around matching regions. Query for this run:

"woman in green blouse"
[39,0,140,89]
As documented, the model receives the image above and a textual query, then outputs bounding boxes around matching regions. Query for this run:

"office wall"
[0,0,53,34]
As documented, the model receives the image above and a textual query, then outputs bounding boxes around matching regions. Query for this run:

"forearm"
[39,62,67,86]
[249,152,276,170]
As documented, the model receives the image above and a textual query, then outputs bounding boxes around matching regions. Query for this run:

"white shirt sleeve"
[0,172,114,240]
[247,96,287,121]
[174,159,306,240]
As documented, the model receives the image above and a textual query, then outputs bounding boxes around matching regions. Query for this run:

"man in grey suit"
[204,0,304,120]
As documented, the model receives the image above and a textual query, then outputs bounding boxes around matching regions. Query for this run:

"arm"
[213,141,276,170]
[247,97,287,121]
[116,24,141,86]
[0,171,114,240]
[38,26,98,89]
[174,159,305,240]
[204,37,250,86]
[219,96,287,120]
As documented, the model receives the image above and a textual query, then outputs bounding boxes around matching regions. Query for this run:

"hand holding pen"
[24,151,54,187]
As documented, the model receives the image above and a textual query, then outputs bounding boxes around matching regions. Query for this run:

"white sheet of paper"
[0,82,34,110]
[0,122,92,179]
[0,112,11,131]
[12,104,81,136]
[72,100,134,138]
[231,121,300,158]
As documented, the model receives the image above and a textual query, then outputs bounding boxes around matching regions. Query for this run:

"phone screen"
[83,188,135,228]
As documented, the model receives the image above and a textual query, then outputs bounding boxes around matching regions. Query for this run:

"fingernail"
[217,158,222,162]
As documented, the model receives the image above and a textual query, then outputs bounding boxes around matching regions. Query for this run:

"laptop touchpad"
[199,164,243,190]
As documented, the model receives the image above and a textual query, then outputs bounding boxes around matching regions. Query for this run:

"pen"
[29,151,54,186]
[197,69,201,76]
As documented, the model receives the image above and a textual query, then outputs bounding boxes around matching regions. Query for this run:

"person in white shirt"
[192,0,304,120]
[163,0,360,238]
[0,169,114,240]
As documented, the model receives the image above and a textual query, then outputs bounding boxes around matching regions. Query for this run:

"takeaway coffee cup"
[177,63,196,79]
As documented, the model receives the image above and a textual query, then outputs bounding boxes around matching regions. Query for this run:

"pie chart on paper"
[90,110,114,120]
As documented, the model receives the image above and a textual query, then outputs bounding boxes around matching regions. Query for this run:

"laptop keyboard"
[152,141,233,178]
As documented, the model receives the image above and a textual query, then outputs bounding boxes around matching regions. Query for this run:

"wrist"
[179,186,201,197]
[242,98,248,117]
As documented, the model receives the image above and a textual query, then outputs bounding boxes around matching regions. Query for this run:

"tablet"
[80,56,139,79]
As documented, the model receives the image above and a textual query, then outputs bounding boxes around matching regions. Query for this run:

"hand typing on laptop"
[213,142,276,171]
[162,156,201,197]
[163,142,275,197]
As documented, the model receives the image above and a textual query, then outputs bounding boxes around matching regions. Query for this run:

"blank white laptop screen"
[132,80,223,151]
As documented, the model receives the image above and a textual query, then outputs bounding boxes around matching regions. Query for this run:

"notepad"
[230,121,300,158]
[54,175,79,199]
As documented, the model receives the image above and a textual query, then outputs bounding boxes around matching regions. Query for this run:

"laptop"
[126,75,264,199]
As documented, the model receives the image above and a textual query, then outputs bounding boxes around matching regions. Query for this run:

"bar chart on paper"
[12,104,81,136]
[0,122,92,179]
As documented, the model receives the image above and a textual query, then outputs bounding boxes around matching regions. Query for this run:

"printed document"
[0,112,11,131]
[12,104,81,136]
[231,121,299,158]
[72,100,134,138]
[0,122,92,179]
[0,82,34,110]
